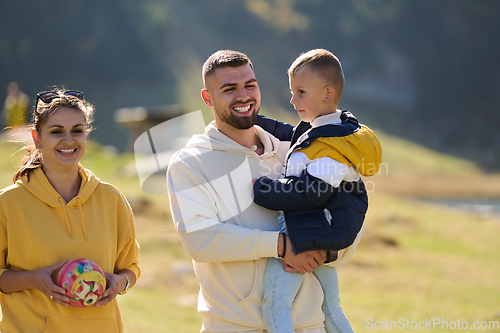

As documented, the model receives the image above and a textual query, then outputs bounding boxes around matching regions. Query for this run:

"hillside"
[2,1,500,171]
[374,130,500,198]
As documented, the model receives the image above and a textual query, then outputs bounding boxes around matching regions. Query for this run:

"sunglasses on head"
[35,90,84,112]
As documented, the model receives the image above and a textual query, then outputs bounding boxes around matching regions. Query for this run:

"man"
[167,50,360,332]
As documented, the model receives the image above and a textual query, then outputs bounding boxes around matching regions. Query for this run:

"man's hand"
[279,234,326,274]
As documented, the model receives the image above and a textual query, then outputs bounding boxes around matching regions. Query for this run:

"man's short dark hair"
[202,50,253,85]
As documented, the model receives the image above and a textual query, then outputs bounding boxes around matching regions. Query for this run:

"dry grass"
[117,182,500,332]
[119,130,500,332]
[117,196,203,332]
[1,130,499,332]
[340,192,500,332]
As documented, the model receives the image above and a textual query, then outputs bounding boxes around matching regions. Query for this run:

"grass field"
[1,128,499,332]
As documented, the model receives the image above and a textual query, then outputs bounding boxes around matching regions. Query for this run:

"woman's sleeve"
[114,197,141,283]
[0,216,8,294]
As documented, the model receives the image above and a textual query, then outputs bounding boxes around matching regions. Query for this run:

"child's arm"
[253,153,356,212]
[253,170,336,212]
[256,114,314,144]
[255,114,294,141]
[253,156,367,255]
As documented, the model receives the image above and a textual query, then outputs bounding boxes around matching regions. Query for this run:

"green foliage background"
[1,0,499,169]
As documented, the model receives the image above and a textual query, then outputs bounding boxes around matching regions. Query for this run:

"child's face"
[289,67,330,122]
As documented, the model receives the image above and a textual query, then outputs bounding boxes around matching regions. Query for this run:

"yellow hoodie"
[0,166,140,333]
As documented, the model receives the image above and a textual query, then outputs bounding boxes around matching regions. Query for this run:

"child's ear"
[324,86,335,103]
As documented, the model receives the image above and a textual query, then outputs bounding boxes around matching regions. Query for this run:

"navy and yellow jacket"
[254,111,381,254]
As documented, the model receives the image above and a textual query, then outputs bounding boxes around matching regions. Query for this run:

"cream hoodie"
[0,166,140,333]
[167,122,359,332]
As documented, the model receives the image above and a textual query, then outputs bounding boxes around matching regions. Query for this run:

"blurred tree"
[1,0,498,168]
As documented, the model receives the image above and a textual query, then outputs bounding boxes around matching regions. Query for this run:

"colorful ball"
[56,258,106,307]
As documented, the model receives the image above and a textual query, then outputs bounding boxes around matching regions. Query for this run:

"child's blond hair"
[288,49,345,104]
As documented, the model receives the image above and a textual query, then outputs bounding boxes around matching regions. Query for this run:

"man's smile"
[233,105,251,113]
[231,101,254,114]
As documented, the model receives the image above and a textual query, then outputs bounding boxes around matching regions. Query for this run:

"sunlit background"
[2,0,499,168]
[1,1,499,332]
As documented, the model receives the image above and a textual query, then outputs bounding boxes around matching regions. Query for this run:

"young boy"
[253,49,382,333]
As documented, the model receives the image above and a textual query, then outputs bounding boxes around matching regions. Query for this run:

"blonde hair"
[13,89,95,182]
[288,49,345,104]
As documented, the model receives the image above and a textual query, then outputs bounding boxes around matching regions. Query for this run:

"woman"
[0,89,140,332]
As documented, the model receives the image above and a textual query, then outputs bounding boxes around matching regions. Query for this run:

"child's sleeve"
[288,152,350,188]
[253,170,336,212]
[252,147,352,212]
[325,229,363,267]
[255,114,294,141]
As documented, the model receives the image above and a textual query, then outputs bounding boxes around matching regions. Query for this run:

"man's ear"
[31,129,41,149]
[324,86,336,103]
[201,89,213,107]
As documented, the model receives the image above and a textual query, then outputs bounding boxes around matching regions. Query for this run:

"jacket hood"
[297,123,382,177]
[336,124,382,177]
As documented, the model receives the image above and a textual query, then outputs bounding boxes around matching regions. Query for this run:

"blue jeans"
[263,214,354,333]
[262,258,354,333]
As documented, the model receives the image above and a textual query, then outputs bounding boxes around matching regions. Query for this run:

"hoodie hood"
[18,166,100,207]
[17,166,100,239]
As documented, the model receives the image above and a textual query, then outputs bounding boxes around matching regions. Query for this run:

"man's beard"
[218,102,259,130]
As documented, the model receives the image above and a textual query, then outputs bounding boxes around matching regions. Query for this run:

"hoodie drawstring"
[58,197,88,241]
[77,197,88,241]
[58,197,73,238]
